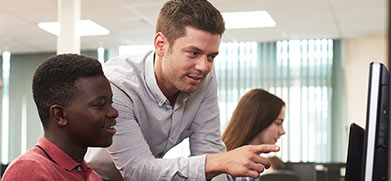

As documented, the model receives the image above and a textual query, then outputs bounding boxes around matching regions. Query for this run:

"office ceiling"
[0,0,387,54]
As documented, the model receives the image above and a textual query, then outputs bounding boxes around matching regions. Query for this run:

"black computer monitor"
[345,62,389,181]
[345,123,364,181]
[361,62,389,181]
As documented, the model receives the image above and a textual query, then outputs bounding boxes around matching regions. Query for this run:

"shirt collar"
[37,137,92,172]
[145,51,170,107]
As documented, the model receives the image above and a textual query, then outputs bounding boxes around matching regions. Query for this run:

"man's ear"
[49,104,68,126]
[154,32,167,57]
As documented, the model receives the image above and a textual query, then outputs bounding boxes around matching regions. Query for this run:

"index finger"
[253,144,280,154]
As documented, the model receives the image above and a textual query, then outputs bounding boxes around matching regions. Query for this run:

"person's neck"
[158,81,179,106]
[44,132,86,164]
[167,92,179,106]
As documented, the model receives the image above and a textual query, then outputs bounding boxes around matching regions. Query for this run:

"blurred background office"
[0,0,387,180]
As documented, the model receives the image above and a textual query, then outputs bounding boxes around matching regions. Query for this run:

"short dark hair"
[156,0,225,46]
[32,54,104,127]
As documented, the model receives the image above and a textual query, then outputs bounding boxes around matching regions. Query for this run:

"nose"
[194,56,209,73]
[108,105,119,119]
[280,126,286,136]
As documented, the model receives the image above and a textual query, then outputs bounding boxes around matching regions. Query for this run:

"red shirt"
[2,137,102,181]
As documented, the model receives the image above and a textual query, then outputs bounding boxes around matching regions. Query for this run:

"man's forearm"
[204,145,280,180]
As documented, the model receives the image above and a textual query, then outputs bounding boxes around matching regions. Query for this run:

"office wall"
[344,36,387,130]
[7,53,54,161]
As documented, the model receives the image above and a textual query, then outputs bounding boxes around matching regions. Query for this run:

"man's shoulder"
[8,148,51,168]
[104,51,152,73]
[103,51,153,85]
[2,150,53,180]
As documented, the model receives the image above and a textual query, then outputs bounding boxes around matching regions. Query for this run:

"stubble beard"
[175,75,199,94]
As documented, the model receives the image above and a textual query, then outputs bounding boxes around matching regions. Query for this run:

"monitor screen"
[345,123,364,181]
[362,62,389,181]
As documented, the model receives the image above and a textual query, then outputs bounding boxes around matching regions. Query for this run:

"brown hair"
[222,88,285,151]
[269,156,285,170]
[156,0,225,47]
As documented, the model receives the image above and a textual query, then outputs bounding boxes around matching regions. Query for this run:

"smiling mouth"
[187,75,202,81]
[103,125,116,135]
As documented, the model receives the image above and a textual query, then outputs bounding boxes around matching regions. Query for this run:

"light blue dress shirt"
[85,51,227,181]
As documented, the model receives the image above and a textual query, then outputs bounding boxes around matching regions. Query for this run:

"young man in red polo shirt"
[2,54,118,180]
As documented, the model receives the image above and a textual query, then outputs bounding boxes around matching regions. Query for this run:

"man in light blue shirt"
[85,0,279,180]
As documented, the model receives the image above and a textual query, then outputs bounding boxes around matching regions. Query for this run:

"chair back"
[259,170,301,181]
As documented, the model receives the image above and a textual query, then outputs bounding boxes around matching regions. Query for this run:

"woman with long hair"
[222,88,286,180]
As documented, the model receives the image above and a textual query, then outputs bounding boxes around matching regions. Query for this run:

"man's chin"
[181,86,198,94]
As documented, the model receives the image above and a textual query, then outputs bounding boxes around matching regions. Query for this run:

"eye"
[187,51,199,58]
[275,119,283,126]
[207,55,216,62]
[94,104,105,107]
[90,97,112,109]
[93,101,107,108]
